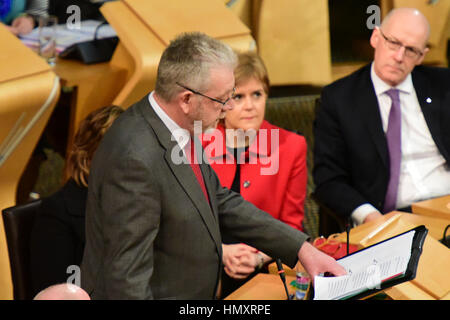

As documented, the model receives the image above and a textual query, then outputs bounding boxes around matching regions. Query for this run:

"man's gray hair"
[155,32,237,103]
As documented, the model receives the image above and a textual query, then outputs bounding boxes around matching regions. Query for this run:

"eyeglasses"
[378,28,425,58]
[176,82,236,107]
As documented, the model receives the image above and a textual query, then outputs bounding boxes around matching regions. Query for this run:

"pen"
[360,214,401,245]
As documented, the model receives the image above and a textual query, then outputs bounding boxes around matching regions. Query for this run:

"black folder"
[310,225,428,300]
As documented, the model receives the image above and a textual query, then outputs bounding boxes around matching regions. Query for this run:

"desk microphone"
[276,259,291,300]
[346,218,352,256]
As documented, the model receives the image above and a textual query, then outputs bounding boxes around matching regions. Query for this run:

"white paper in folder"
[313,230,415,300]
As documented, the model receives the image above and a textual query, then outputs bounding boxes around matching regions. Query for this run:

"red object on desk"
[313,234,360,259]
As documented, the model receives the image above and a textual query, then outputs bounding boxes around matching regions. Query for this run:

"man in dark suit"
[314,8,450,226]
[81,32,345,299]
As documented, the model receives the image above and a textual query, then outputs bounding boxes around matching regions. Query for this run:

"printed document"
[314,230,415,300]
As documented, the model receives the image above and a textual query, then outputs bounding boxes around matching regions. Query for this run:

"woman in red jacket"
[202,51,307,297]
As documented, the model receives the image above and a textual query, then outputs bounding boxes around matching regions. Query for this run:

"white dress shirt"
[148,91,190,156]
[352,64,450,225]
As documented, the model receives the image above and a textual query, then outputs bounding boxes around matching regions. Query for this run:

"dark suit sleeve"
[207,166,308,268]
[313,87,373,217]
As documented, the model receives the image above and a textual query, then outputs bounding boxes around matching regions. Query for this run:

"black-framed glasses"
[176,82,236,107]
[378,28,425,58]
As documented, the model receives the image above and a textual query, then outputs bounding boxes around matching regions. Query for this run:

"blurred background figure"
[202,51,308,298]
[33,283,90,300]
[1,0,106,36]
[1,0,46,35]
[29,105,123,297]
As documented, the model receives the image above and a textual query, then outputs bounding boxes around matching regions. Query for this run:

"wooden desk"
[53,58,127,161]
[412,195,450,221]
[334,212,449,244]
[224,273,295,300]
[268,213,449,300]
[335,212,450,300]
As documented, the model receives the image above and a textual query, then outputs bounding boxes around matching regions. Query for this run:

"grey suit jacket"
[81,96,308,299]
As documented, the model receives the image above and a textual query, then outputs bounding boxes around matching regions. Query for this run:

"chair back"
[2,200,41,300]
[265,94,320,238]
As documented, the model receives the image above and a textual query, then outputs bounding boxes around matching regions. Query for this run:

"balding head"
[381,8,430,44]
[370,8,430,86]
[33,283,91,300]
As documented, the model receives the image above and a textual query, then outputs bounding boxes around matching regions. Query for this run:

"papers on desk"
[20,20,117,53]
[313,229,417,300]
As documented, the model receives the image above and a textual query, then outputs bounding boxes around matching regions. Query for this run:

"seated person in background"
[30,105,124,296]
[1,0,46,35]
[313,8,450,226]
[202,51,307,297]
[2,0,106,36]
[34,283,90,300]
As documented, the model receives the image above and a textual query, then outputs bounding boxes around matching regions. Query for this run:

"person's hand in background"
[8,15,35,35]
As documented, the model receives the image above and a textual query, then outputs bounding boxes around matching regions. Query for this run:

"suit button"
[243,180,251,188]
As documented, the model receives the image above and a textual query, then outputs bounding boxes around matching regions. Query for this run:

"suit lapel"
[412,67,446,159]
[137,98,222,252]
[356,66,389,167]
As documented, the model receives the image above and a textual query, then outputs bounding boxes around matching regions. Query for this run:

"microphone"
[346,218,352,256]
[276,259,291,300]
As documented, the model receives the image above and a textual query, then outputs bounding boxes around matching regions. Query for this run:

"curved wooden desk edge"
[0,71,60,300]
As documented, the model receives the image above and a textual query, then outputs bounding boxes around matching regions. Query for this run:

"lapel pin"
[243,181,251,188]
[426,97,432,104]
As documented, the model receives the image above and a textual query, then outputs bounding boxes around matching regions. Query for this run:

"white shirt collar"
[370,62,414,96]
[148,91,190,150]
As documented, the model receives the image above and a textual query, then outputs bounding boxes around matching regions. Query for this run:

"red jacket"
[201,120,307,231]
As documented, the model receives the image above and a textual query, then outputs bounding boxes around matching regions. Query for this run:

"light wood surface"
[0,31,51,84]
[53,57,127,163]
[225,273,295,300]
[256,0,332,86]
[268,212,449,300]
[124,0,250,44]
[412,195,450,220]
[101,0,255,109]
[335,212,449,243]
[0,25,60,299]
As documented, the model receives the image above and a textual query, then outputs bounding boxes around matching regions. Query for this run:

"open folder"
[312,225,428,300]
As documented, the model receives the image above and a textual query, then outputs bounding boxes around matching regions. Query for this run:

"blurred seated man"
[313,8,450,226]
[34,283,90,300]
[30,105,123,296]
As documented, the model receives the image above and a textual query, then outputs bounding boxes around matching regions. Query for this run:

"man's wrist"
[256,252,264,270]
[351,203,380,226]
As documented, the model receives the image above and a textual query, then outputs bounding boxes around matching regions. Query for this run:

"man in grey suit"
[81,32,345,299]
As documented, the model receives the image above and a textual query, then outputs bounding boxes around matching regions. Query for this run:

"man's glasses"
[378,28,425,59]
[176,82,236,107]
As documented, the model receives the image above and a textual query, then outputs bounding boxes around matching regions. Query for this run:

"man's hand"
[222,244,258,279]
[363,211,383,224]
[9,16,35,36]
[297,241,347,282]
